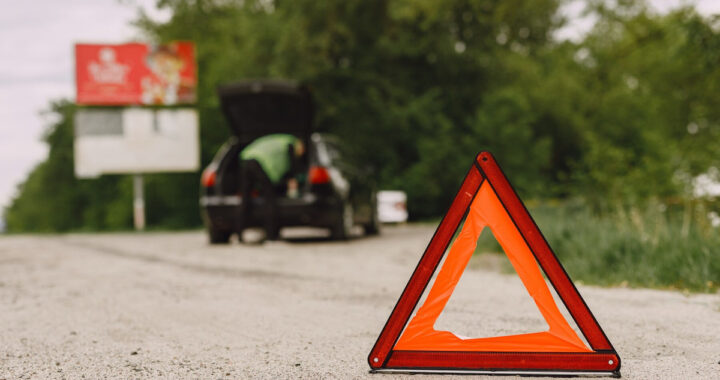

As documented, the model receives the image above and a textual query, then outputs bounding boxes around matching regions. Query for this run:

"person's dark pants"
[240,159,280,240]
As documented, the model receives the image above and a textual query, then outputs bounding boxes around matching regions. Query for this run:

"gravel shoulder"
[0,226,718,379]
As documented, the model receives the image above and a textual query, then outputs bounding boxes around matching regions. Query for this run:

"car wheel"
[208,227,232,244]
[364,197,381,236]
[330,202,354,240]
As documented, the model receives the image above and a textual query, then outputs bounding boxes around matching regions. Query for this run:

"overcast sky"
[0,0,718,212]
[0,0,169,211]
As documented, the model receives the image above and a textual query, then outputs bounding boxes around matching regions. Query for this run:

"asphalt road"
[0,226,718,379]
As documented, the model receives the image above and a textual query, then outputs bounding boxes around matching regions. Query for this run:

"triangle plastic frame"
[368,152,621,377]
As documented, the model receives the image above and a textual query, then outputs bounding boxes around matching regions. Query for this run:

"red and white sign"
[75,42,196,105]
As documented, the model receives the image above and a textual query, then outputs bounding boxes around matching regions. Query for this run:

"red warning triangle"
[368,152,620,376]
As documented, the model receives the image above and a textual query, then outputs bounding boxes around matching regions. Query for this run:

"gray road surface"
[0,226,718,379]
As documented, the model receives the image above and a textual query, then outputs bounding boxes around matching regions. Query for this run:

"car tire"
[330,202,354,240]
[208,227,232,244]
[364,197,381,236]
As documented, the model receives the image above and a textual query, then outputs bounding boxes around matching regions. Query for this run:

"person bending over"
[239,134,306,240]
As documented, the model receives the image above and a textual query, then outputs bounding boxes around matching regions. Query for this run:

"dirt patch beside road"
[0,226,718,379]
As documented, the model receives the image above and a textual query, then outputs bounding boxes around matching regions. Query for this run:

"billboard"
[74,108,199,177]
[75,42,196,105]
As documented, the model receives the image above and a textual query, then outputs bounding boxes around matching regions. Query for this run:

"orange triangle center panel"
[368,152,620,376]
[395,181,589,353]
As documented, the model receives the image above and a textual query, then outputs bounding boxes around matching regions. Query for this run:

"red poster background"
[75,42,196,105]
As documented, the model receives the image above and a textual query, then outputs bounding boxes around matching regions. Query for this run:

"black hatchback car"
[200,80,379,243]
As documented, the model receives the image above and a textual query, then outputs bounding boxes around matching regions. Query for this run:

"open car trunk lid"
[217,80,313,143]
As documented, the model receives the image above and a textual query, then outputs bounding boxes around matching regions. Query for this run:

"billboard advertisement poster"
[75,42,196,105]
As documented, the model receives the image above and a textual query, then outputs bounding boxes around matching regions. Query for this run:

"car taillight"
[201,168,216,188]
[309,166,331,184]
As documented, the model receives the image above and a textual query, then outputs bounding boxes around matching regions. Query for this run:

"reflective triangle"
[368,152,620,376]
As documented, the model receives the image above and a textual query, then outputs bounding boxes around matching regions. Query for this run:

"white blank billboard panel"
[74,108,199,178]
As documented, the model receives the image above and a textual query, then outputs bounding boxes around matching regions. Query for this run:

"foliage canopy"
[5,0,720,229]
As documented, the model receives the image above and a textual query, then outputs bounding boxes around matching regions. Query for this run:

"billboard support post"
[133,174,146,231]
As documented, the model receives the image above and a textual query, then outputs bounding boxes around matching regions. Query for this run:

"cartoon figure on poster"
[141,44,192,105]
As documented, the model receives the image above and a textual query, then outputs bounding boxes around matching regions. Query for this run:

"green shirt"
[240,134,298,184]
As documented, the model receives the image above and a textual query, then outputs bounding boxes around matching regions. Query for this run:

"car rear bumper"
[200,193,341,231]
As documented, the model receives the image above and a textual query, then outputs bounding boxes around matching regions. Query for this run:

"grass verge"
[474,200,719,293]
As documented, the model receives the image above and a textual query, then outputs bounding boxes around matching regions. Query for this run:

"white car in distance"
[377,190,408,224]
